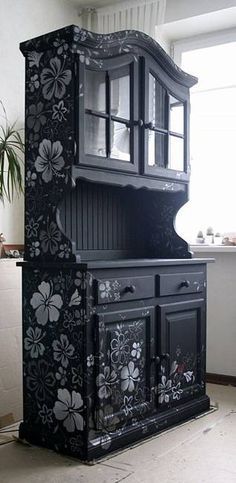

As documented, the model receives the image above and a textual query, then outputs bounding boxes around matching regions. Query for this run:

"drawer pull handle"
[180,280,190,288]
[124,285,136,294]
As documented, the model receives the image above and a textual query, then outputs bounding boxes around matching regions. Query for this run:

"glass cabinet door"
[144,63,188,180]
[78,56,139,173]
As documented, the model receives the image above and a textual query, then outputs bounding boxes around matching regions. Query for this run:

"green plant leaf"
[0,102,24,202]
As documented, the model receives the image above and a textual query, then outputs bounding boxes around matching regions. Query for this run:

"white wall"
[0,260,22,422]
[0,0,80,244]
[165,0,236,23]
[192,248,236,377]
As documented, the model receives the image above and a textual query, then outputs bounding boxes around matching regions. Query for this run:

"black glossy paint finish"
[19,25,210,462]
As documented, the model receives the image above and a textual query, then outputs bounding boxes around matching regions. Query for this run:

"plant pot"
[0,242,5,258]
[205,235,213,244]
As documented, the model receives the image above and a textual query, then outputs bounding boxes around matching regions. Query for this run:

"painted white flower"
[158,375,172,404]
[99,281,111,299]
[121,361,140,392]
[29,241,40,258]
[111,333,130,364]
[184,371,193,383]
[75,271,87,289]
[52,334,75,368]
[69,289,81,307]
[55,366,67,386]
[131,342,142,359]
[52,100,68,121]
[172,382,183,400]
[53,388,84,432]
[30,281,63,325]
[121,395,133,416]
[41,57,72,100]
[35,139,65,183]
[38,404,53,424]
[96,366,117,399]
[24,326,45,358]
[87,354,94,367]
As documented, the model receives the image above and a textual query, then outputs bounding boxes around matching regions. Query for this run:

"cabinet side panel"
[24,44,76,261]
[20,267,87,459]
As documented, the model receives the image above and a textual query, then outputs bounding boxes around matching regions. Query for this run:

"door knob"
[124,284,136,294]
[180,280,190,288]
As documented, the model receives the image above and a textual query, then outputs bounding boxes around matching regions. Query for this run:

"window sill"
[191,245,236,253]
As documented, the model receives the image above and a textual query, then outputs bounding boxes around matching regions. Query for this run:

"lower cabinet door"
[157,299,206,409]
[95,307,155,430]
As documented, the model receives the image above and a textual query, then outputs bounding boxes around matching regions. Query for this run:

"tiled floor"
[0,384,235,483]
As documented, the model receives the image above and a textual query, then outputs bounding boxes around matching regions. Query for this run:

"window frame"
[142,56,189,181]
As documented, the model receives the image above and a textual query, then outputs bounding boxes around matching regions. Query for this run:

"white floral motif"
[39,221,61,255]
[30,281,63,325]
[121,395,133,416]
[52,334,75,368]
[75,271,86,289]
[69,289,81,307]
[40,57,72,100]
[52,100,68,121]
[96,366,117,399]
[53,388,84,432]
[131,342,142,359]
[55,366,67,386]
[158,375,172,404]
[99,281,111,299]
[87,354,94,367]
[121,361,140,392]
[29,241,40,258]
[183,371,194,383]
[110,333,130,365]
[172,382,183,400]
[38,404,53,424]
[28,51,43,68]
[24,327,45,358]
[35,139,65,183]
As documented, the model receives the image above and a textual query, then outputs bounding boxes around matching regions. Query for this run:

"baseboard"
[206,373,236,387]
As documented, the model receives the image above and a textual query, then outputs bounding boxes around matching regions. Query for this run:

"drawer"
[95,275,155,304]
[157,271,205,297]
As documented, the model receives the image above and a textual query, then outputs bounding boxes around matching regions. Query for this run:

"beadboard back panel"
[59,181,145,258]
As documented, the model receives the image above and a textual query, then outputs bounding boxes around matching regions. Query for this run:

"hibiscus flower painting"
[30,281,63,325]
[35,139,65,183]
[40,57,72,100]
[53,388,84,432]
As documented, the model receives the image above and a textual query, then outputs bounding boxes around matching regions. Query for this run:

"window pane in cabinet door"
[85,69,106,113]
[84,115,106,157]
[110,74,130,119]
[169,135,184,171]
[148,130,166,168]
[110,121,130,161]
[149,74,166,129]
[169,95,184,134]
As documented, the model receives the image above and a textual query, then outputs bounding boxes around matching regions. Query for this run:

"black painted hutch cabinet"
[19,25,211,462]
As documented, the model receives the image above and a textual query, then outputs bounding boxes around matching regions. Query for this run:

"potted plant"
[0,232,6,258]
[196,230,204,244]
[206,226,214,244]
[0,101,24,202]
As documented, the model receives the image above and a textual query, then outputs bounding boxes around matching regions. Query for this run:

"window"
[175,38,236,243]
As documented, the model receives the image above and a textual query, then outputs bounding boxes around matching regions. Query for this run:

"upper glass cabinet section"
[79,56,138,173]
[144,65,187,179]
